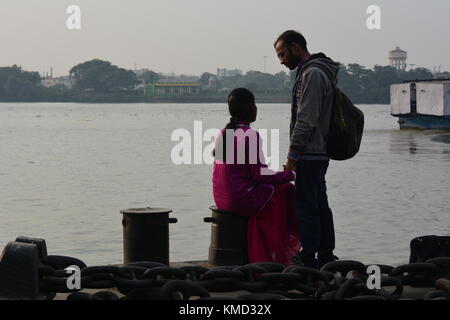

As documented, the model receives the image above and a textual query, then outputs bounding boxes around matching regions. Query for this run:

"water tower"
[388,46,407,71]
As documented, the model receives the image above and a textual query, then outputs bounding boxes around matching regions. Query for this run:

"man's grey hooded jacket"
[289,53,340,159]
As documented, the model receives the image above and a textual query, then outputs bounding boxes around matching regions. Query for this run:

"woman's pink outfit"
[212,123,301,266]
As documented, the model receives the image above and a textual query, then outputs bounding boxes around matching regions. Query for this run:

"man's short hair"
[274,30,308,50]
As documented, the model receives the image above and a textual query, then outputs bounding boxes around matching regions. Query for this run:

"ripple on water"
[0,104,448,265]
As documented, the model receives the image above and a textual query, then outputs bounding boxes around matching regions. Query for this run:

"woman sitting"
[212,88,301,266]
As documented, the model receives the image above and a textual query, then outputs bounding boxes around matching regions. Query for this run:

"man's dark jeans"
[295,159,335,269]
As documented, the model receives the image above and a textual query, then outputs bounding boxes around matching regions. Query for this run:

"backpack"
[300,63,365,161]
[328,87,365,160]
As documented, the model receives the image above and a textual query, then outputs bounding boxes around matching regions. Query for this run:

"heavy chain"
[36,256,450,300]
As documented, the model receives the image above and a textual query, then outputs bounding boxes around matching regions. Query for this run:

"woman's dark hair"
[274,30,308,51]
[214,88,256,161]
[226,88,256,130]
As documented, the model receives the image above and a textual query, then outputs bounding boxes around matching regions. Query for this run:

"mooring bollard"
[204,205,248,266]
[409,235,450,263]
[0,241,40,300]
[120,207,177,265]
[15,236,48,260]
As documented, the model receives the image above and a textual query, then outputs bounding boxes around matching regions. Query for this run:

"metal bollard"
[15,236,47,260]
[0,242,40,300]
[204,206,248,266]
[120,207,177,265]
[409,235,450,263]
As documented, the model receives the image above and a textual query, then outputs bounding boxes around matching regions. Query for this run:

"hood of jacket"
[297,53,340,84]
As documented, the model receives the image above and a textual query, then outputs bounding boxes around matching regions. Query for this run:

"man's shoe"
[291,255,320,269]
[290,255,304,266]
[318,255,339,269]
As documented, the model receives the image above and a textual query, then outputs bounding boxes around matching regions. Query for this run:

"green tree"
[436,71,450,79]
[337,63,373,103]
[402,68,434,81]
[70,59,138,93]
[216,74,241,91]
[0,65,42,101]
[364,65,399,103]
[200,72,216,85]
[138,70,161,84]
[273,71,291,91]
[237,70,289,92]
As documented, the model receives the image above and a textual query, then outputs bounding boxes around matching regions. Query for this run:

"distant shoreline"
[0,94,392,105]
[0,96,293,104]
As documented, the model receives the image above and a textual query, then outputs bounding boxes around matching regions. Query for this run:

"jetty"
[0,207,449,300]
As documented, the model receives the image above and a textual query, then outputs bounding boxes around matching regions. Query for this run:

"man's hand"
[283,158,297,172]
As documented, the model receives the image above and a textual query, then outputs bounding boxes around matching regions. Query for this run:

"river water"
[0,103,449,266]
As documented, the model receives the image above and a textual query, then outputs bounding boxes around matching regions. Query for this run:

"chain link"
[35,256,450,300]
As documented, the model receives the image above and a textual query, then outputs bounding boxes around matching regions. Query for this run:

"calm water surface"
[0,103,449,266]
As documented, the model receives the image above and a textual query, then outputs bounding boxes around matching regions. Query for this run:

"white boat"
[390,80,450,130]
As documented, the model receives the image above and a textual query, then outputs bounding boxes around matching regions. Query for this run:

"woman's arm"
[247,131,295,185]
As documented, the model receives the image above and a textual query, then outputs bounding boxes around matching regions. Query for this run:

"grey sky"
[1,0,449,76]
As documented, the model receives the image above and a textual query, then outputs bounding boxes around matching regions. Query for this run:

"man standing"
[274,30,339,269]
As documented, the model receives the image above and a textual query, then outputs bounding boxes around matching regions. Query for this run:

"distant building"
[389,47,407,71]
[41,76,75,89]
[208,77,217,90]
[144,78,201,96]
[217,68,242,78]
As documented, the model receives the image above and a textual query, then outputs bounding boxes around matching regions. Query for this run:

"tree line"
[0,59,448,103]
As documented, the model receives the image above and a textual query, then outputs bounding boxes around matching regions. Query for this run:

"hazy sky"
[1,0,449,76]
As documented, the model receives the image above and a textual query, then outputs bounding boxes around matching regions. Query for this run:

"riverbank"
[0,95,292,104]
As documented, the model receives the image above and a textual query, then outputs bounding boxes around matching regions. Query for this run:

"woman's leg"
[247,183,300,265]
